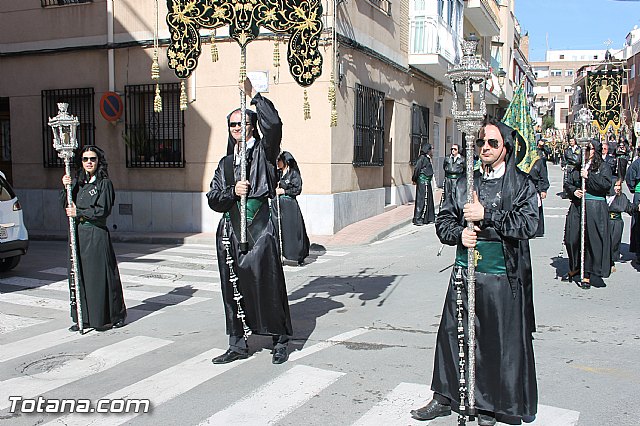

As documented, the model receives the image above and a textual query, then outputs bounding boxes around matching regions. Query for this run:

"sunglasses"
[475,138,500,148]
[229,121,252,128]
[82,156,98,163]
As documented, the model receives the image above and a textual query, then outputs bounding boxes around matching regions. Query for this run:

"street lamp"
[497,68,507,87]
[446,32,490,425]
[48,103,84,334]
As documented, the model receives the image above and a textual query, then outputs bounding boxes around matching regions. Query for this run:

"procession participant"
[207,78,292,365]
[412,143,435,225]
[626,146,640,264]
[61,145,126,332]
[529,144,550,237]
[563,139,613,288]
[615,137,630,179]
[442,144,465,201]
[562,138,581,198]
[411,118,538,425]
[602,140,617,177]
[271,150,310,266]
[607,178,639,270]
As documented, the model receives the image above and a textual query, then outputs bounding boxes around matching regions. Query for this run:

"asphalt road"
[0,164,638,426]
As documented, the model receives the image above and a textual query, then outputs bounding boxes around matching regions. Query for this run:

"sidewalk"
[30,193,440,248]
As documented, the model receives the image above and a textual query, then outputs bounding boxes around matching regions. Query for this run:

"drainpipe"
[107,0,115,91]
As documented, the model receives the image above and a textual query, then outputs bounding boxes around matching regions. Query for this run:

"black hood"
[420,143,432,155]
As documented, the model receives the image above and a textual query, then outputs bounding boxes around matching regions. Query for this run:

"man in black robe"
[562,138,581,199]
[411,118,538,426]
[442,144,465,206]
[529,145,550,237]
[602,141,617,177]
[412,143,435,225]
[626,147,640,264]
[207,79,292,365]
[615,138,630,179]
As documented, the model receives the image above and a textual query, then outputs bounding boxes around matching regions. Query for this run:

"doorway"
[0,98,12,184]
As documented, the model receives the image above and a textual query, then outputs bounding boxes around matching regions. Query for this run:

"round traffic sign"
[99,91,123,122]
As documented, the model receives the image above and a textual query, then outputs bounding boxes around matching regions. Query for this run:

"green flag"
[502,82,539,173]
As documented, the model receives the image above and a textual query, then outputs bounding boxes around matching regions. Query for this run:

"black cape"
[63,177,126,328]
[528,154,550,237]
[271,167,310,264]
[412,149,435,224]
[433,165,539,419]
[207,93,292,338]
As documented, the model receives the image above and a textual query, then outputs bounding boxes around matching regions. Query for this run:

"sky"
[515,0,640,61]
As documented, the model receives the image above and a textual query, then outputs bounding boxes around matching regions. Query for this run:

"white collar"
[234,137,256,165]
[483,161,506,180]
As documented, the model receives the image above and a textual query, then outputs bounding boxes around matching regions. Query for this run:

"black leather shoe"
[68,323,88,332]
[580,280,591,289]
[410,399,451,421]
[212,349,248,364]
[478,413,497,426]
[272,346,288,364]
[112,319,125,329]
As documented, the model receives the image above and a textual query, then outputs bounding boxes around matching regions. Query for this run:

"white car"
[0,171,28,271]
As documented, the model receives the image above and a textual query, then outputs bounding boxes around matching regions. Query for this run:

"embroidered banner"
[586,69,623,135]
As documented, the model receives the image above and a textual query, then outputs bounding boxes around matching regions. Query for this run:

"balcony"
[409,15,462,83]
[465,0,501,37]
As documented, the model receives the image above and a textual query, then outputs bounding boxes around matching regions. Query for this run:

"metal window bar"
[41,0,92,6]
[410,104,430,165]
[353,84,385,167]
[42,88,95,168]
[124,83,184,168]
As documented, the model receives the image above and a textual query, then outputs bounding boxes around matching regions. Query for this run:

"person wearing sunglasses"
[207,78,292,365]
[61,145,126,332]
[563,139,613,289]
[411,143,435,226]
[412,117,539,426]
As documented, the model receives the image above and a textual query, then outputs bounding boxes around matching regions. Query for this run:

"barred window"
[124,83,184,168]
[353,84,385,167]
[410,104,430,165]
[42,88,95,168]
[41,0,92,6]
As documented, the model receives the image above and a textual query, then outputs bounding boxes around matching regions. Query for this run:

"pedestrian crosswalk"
[0,243,582,425]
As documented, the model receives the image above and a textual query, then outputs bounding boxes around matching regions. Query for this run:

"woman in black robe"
[607,178,639,269]
[62,146,126,331]
[207,80,292,365]
[412,143,435,225]
[562,139,613,288]
[271,151,309,265]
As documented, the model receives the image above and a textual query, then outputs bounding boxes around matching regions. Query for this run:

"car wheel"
[0,256,21,272]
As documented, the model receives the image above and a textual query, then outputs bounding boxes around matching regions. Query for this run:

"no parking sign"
[99,91,123,122]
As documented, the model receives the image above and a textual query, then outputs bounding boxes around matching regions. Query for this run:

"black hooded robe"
[443,153,465,202]
[608,192,638,262]
[206,93,292,339]
[63,177,126,328]
[563,159,613,278]
[528,153,550,237]
[271,161,310,264]
[626,158,640,257]
[412,145,435,224]
[432,123,538,421]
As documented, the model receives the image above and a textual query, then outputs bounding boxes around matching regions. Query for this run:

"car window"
[0,175,16,201]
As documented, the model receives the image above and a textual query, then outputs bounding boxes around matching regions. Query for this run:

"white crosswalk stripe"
[199,365,345,425]
[353,382,433,425]
[118,252,213,266]
[0,312,48,335]
[0,336,172,410]
[0,328,86,363]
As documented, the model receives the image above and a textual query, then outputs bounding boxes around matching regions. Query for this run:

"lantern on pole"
[446,33,491,425]
[48,103,84,334]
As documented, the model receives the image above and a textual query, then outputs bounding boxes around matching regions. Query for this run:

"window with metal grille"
[41,0,92,6]
[410,104,430,165]
[124,83,184,168]
[42,88,95,168]
[353,84,385,167]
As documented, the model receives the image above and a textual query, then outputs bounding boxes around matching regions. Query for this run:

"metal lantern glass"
[574,107,595,143]
[48,103,80,161]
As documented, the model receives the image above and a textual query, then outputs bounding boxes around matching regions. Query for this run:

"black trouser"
[229,334,289,354]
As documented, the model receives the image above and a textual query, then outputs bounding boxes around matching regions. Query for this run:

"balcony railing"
[410,16,461,63]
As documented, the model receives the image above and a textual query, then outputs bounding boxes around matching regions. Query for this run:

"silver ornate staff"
[446,34,490,424]
[574,107,595,285]
[48,103,84,334]
[276,187,284,263]
[239,56,249,253]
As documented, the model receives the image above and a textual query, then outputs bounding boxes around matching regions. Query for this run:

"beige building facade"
[0,0,520,236]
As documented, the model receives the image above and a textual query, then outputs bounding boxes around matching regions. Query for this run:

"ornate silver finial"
[48,103,80,162]
[574,107,595,146]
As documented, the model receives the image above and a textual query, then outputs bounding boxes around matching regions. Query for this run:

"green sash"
[455,240,506,275]
[585,193,605,201]
[418,173,432,184]
[635,181,640,193]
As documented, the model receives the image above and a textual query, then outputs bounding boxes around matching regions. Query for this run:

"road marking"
[118,252,213,266]
[288,328,370,362]
[199,365,345,425]
[353,382,433,425]
[309,250,349,257]
[0,327,85,363]
[118,262,216,278]
[0,336,172,410]
[0,292,69,311]
[0,312,48,335]
[46,348,252,426]
[533,404,580,425]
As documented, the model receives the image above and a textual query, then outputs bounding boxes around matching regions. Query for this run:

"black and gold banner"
[586,69,623,135]
[166,0,323,87]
